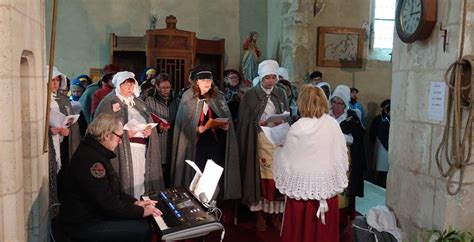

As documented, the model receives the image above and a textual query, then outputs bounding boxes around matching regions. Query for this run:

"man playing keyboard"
[57,113,162,242]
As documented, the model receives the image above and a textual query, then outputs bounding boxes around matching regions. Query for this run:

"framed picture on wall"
[317,27,365,68]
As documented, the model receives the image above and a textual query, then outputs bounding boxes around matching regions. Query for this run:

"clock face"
[400,0,422,35]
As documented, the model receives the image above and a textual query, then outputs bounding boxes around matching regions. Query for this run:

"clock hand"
[411,11,421,15]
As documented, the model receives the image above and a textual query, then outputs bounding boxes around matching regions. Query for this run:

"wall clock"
[395,0,437,43]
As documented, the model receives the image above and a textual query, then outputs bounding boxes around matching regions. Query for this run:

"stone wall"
[280,0,392,126]
[388,0,474,237]
[0,0,49,241]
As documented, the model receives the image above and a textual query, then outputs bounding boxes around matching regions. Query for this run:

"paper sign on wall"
[427,81,446,122]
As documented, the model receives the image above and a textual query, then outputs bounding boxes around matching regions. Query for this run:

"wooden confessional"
[109,15,225,91]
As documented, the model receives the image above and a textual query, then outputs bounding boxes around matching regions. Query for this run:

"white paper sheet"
[265,111,290,124]
[49,110,80,128]
[260,122,290,145]
[185,159,223,203]
[427,81,446,122]
[123,118,158,131]
[70,100,82,115]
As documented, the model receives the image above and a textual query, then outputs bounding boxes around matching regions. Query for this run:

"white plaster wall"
[46,0,242,77]
[151,0,241,70]
[388,0,474,237]
[0,0,49,241]
[45,0,151,78]
[267,0,283,61]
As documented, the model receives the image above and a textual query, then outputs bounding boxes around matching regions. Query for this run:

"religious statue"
[241,31,261,82]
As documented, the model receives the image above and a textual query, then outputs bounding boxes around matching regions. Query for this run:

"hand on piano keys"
[142,195,169,230]
[138,198,163,218]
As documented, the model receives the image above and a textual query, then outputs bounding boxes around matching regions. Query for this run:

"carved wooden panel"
[152,35,190,50]
[156,58,186,91]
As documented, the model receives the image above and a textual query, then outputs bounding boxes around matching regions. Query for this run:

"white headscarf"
[258,60,279,81]
[113,71,140,107]
[316,81,332,93]
[45,65,67,92]
[277,67,289,80]
[113,71,140,97]
[330,85,350,109]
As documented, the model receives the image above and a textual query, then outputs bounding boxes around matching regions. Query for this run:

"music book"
[123,118,158,131]
[203,118,229,130]
[264,111,290,124]
[185,159,223,203]
[260,122,290,145]
[150,112,171,128]
[49,110,80,128]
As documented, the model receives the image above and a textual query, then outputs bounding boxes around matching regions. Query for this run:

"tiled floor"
[356,180,386,216]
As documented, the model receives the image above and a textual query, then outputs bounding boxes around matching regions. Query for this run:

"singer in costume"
[95,71,164,199]
[171,65,241,201]
[273,85,349,241]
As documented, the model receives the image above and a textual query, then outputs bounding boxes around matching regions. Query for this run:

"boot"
[256,211,267,231]
[270,213,282,230]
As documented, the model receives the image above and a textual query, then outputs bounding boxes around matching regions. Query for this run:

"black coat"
[57,135,144,233]
[340,109,367,197]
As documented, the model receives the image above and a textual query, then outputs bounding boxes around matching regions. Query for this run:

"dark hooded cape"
[94,92,165,196]
[171,89,241,200]
[236,85,289,205]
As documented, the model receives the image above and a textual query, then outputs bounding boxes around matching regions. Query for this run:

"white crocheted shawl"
[273,114,349,200]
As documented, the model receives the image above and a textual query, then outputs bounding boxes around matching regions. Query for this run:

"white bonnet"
[258,60,279,82]
[45,65,67,91]
[277,67,289,80]
[113,71,140,97]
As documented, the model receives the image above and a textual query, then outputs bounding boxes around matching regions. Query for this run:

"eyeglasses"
[331,101,345,106]
[112,132,124,139]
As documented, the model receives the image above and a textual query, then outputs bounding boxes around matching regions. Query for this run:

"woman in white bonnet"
[329,85,367,229]
[46,66,81,218]
[237,60,290,231]
[95,71,164,199]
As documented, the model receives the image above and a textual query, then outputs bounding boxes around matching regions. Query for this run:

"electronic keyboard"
[142,186,223,240]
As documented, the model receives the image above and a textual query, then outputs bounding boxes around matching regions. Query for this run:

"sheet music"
[203,118,229,130]
[185,160,202,192]
[260,122,290,145]
[264,111,290,124]
[185,159,223,202]
[123,118,158,131]
[70,100,82,114]
[49,110,80,128]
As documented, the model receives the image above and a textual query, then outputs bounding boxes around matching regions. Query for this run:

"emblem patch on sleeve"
[90,162,106,178]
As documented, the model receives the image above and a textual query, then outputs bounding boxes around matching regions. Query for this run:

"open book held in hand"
[150,112,171,128]
[49,110,80,128]
[203,118,229,130]
[264,111,290,124]
[260,122,290,145]
[123,118,158,131]
[185,159,223,204]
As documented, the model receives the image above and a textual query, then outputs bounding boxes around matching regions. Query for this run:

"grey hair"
[86,113,122,141]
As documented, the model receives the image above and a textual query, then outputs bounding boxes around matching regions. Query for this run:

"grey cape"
[48,94,81,217]
[171,89,241,200]
[95,92,165,196]
[236,85,289,205]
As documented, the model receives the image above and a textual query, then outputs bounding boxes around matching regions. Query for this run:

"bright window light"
[373,0,396,49]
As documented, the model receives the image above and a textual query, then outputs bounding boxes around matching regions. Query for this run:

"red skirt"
[282,196,339,242]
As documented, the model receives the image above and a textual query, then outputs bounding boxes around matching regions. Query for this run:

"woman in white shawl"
[273,85,348,242]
